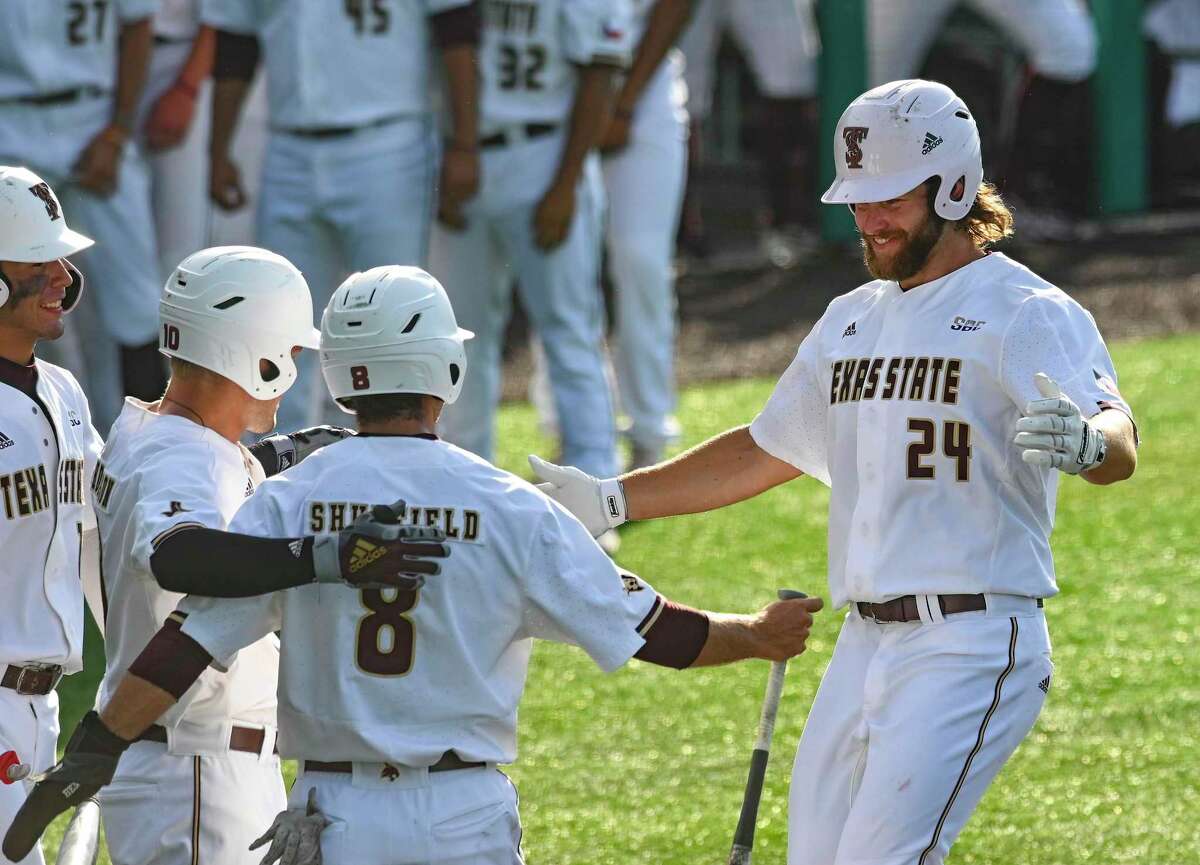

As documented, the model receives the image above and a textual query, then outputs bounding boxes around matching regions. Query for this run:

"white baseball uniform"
[431,0,633,478]
[602,0,688,458]
[1144,0,1200,127]
[172,433,662,864]
[748,252,1132,865]
[869,0,1098,86]
[0,358,104,865]
[200,0,467,432]
[0,0,165,433]
[91,399,284,865]
[678,0,819,121]
[136,0,212,283]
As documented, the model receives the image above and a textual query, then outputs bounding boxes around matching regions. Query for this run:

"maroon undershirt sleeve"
[127,617,214,700]
[634,597,710,669]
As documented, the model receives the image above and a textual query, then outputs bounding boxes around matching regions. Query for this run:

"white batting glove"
[1014,373,1106,475]
[249,788,330,865]
[528,455,627,538]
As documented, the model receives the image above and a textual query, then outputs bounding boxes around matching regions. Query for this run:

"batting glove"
[251,426,354,477]
[311,499,449,591]
[528,455,626,538]
[250,787,330,865]
[1014,373,1106,475]
[3,712,130,862]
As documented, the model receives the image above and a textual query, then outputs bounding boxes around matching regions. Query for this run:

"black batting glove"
[251,426,354,476]
[311,499,450,591]
[3,712,131,861]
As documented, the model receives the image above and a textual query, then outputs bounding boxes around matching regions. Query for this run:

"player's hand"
[252,426,354,476]
[1014,373,1106,475]
[210,154,247,211]
[599,109,633,155]
[750,595,824,662]
[72,125,126,196]
[533,181,576,250]
[250,787,329,865]
[437,145,480,230]
[527,455,626,538]
[2,712,131,862]
[144,80,198,151]
[311,499,450,591]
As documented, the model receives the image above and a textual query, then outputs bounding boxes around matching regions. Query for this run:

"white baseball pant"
[291,763,523,865]
[787,600,1052,865]
[99,739,286,865]
[431,131,618,478]
[0,689,59,865]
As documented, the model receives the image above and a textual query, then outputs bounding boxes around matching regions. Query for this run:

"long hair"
[926,179,1014,247]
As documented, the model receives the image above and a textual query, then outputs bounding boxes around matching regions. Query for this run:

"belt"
[1,664,63,696]
[275,114,404,140]
[856,593,1043,623]
[1,86,108,106]
[137,724,278,755]
[304,750,485,775]
[479,123,559,149]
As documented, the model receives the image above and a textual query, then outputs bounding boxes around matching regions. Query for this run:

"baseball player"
[430,0,633,481]
[6,265,824,865]
[201,0,482,433]
[0,167,104,865]
[81,245,451,865]
[529,80,1140,865]
[137,1,215,282]
[599,0,693,469]
[0,0,169,431]
[677,0,821,265]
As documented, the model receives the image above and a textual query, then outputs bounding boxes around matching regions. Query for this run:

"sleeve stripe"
[151,521,207,550]
[636,595,666,637]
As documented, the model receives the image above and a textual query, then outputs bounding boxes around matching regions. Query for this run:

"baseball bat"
[727,589,808,865]
[54,799,100,865]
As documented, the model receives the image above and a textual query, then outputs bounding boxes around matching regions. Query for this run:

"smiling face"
[0,259,73,344]
[853,183,947,283]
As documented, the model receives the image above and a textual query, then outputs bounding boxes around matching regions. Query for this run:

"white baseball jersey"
[479,0,633,130]
[200,0,471,129]
[178,435,660,766]
[0,359,103,672]
[0,0,158,100]
[155,0,200,41]
[92,399,278,751]
[750,253,1132,609]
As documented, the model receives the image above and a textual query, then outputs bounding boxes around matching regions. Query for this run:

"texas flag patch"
[602,20,624,40]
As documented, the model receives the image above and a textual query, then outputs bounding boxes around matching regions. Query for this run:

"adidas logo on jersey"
[0,432,13,450]
[922,132,943,155]
[842,322,856,339]
[349,538,387,573]
[1038,675,1051,694]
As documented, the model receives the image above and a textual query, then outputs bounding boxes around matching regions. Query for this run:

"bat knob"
[777,589,808,601]
[0,751,28,784]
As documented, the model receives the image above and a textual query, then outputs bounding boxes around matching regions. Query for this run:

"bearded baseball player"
[20,246,447,865]
[0,167,104,865]
[530,79,1139,865]
[6,265,823,865]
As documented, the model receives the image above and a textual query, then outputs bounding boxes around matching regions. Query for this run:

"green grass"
[46,333,1200,864]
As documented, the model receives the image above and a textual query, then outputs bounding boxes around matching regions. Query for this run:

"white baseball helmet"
[0,165,93,310]
[160,246,321,399]
[821,79,984,221]
[321,266,473,410]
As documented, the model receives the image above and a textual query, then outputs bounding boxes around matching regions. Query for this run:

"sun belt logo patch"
[349,538,387,573]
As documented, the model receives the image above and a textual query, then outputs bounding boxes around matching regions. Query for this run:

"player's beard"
[861,212,945,282]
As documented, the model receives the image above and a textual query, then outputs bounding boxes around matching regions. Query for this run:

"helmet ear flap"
[62,260,84,312]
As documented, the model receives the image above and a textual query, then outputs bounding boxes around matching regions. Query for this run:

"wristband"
[598,477,627,528]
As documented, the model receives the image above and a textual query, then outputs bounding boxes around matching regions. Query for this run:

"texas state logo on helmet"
[821,79,984,221]
[0,166,94,310]
[321,266,474,409]
[159,246,321,400]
